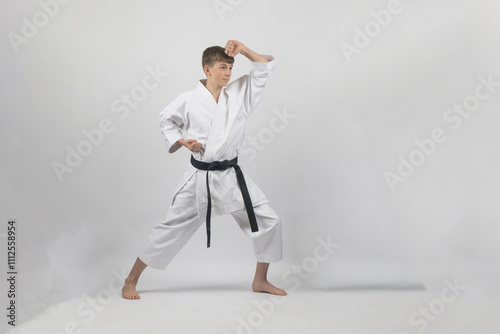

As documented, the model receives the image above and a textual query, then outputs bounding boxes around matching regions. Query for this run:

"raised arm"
[225,40,269,63]
[224,40,275,118]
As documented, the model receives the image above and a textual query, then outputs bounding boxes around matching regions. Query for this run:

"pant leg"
[138,176,202,270]
[229,203,283,263]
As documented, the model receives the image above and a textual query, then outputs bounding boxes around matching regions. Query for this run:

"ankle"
[252,278,268,284]
[125,276,138,285]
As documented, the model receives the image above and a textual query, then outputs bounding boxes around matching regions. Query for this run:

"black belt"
[190,155,259,248]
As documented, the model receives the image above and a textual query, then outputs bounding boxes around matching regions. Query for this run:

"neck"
[205,79,223,103]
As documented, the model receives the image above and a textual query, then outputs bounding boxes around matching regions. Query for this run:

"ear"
[203,65,211,77]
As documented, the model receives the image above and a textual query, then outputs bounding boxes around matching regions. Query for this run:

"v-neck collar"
[197,79,226,104]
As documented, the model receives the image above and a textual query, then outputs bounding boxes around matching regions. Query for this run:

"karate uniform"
[138,55,283,270]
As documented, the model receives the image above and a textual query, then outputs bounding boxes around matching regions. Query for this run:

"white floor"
[7,283,500,334]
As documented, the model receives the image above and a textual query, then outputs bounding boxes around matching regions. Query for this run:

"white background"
[1,0,500,326]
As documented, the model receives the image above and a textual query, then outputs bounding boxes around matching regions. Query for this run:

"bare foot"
[252,280,287,296]
[122,279,140,300]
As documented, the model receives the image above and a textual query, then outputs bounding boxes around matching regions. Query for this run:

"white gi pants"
[138,175,283,270]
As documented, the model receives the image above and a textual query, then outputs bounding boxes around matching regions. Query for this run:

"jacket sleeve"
[242,54,276,118]
[159,95,186,153]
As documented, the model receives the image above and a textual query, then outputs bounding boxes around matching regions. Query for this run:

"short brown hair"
[202,46,234,68]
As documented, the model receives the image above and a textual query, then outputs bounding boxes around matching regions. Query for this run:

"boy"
[122,40,285,299]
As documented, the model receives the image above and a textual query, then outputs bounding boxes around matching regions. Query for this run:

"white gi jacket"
[159,55,275,224]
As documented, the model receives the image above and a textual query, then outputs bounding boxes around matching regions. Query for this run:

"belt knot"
[208,159,234,171]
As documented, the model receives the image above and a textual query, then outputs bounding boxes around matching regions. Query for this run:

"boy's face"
[206,61,233,87]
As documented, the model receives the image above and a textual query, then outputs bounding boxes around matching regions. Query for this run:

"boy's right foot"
[122,279,140,300]
[252,279,287,296]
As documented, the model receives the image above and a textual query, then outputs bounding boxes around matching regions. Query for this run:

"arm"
[225,40,276,118]
[225,40,268,63]
[159,96,202,153]
[159,98,184,154]
[177,138,202,152]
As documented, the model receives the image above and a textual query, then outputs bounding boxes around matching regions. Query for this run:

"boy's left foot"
[122,279,140,300]
[252,280,287,296]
